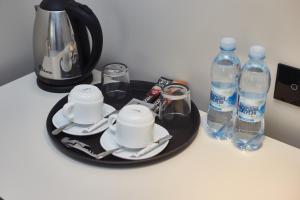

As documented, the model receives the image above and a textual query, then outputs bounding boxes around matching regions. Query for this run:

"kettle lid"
[40,0,72,11]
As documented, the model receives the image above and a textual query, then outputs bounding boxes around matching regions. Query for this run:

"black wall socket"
[274,63,300,106]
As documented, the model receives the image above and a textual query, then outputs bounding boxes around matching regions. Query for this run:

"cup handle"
[62,102,75,120]
[108,114,118,135]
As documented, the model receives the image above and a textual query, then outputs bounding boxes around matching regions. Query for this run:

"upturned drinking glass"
[102,63,130,100]
[159,83,191,123]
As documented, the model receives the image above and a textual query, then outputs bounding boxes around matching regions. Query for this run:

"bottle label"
[209,87,237,112]
[238,96,266,122]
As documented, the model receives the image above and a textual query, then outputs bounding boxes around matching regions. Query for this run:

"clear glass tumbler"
[102,63,130,100]
[159,83,191,123]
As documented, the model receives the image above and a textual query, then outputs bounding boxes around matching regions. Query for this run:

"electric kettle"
[33,0,103,92]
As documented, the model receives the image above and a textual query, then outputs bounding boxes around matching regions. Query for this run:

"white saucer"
[52,104,116,136]
[100,124,170,160]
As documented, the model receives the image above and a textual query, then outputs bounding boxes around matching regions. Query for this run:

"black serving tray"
[46,80,201,167]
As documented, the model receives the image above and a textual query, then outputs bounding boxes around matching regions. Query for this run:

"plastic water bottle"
[207,37,241,139]
[233,45,271,151]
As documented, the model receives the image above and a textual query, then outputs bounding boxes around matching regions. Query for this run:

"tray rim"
[46,80,201,167]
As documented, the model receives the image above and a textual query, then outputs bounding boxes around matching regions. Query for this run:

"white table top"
[0,71,300,200]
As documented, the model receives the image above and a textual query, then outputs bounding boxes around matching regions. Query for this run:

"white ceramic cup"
[108,104,155,149]
[62,84,104,125]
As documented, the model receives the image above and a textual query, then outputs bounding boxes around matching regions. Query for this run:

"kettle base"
[36,74,93,93]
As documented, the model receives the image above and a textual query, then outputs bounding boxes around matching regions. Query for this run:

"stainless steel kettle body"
[33,6,80,80]
[33,0,103,92]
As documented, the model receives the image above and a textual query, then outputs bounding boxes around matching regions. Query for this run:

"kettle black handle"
[66,1,103,75]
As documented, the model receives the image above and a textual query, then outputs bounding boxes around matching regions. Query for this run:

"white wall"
[0,0,300,148]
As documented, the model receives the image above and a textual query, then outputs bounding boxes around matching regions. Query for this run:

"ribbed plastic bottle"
[207,37,241,139]
[233,45,271,151]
